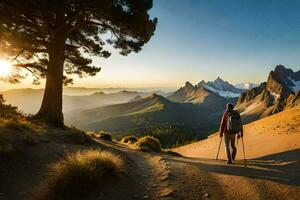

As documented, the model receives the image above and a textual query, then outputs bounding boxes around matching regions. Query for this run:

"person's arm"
[219,112,227,137]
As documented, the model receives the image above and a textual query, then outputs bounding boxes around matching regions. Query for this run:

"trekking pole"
[216,136,223,160]
[241,137,247,167]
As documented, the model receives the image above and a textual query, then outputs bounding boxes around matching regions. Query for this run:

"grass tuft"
[47,149,124,198]
[134,136,161,152]
[98,132,113,141]
[121,135,138,144]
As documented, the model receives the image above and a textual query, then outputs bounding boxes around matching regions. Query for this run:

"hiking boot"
[232,148,237,160]
[227,159,232,164]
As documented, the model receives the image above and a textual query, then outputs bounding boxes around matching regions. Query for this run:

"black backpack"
[226,110,242,134]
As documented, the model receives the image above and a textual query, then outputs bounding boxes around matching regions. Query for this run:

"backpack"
[226,110,242,134]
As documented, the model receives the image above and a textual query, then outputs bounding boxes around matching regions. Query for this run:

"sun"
[0,59,12,77]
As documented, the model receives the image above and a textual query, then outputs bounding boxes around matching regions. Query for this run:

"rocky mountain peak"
[185,81,194,88]
[273,65,294,82]
[266,65,300,98]
[196,80,206,88]
[236,65,300,123]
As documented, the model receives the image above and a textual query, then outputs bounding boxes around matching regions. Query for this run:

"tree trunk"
[34,37,65,127]
[34,2,67,127]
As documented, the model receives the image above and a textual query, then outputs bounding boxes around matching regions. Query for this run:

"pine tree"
[0,0,157,127]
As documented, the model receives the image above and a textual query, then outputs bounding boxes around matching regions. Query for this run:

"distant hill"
[127,95,143,103]
[0,89,154,114]
[236,65,300,123]
[63,90,151,112]
[65,94,226,147]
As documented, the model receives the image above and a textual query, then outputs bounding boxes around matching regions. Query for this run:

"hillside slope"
[174,104,300,159]
[65,94,227,147]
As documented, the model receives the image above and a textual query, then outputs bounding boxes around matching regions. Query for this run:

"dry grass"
[0,119,43,154]
[121,135,139,144]
[0,118,39,132]
[134,136,161,152]
[46,149,124,198]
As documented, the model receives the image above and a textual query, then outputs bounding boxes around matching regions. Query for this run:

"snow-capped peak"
[204,77,244,98]
[288,77,300,92]
[204,85,241,98]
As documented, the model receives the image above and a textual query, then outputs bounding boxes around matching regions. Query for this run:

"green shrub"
[98,132,113,141]
[135,136,161,152]
[47,149,124,198]
[121,135,138,144]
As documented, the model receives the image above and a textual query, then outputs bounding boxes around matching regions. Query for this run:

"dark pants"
[224,133,237,161]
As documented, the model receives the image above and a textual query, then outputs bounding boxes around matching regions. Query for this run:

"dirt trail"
[166,155,300,200]
[96,138,300,200]
[94,139,174,200]
[95,139,224,200]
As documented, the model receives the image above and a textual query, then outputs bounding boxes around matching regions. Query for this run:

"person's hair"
[226,103,234,110]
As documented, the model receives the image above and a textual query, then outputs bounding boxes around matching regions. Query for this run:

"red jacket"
[220,111,228,135]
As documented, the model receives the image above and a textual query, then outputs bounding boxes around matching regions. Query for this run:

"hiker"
[219,103,243,164]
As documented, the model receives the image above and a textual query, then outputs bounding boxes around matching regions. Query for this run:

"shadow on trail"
[166,148,300,186]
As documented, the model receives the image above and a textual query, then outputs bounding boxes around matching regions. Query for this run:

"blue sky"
[1,0,300,90]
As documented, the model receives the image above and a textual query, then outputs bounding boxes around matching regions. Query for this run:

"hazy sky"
[1,0,300,90]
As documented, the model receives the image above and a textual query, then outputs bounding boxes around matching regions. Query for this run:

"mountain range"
[0,89,157,114]
[0,78,253,114]
[3,66,299,148]
[65,77,251,147]
[236,65,300,123]
[65,66,300,147]
[168,77,245,104]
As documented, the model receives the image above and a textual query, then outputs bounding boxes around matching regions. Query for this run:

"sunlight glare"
[0,59,12,77]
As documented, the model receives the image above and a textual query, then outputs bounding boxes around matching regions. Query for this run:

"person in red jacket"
[220,103,243,164]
